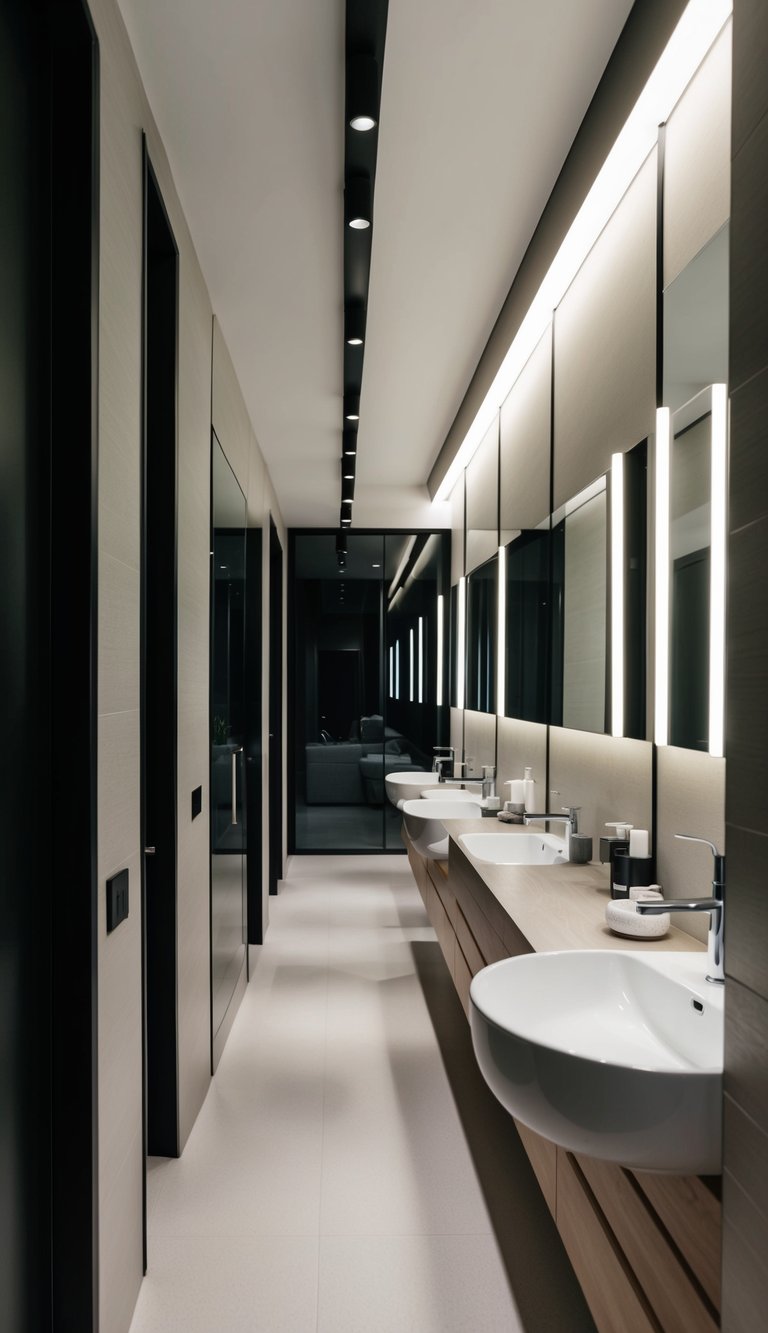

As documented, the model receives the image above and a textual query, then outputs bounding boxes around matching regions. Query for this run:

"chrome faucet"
[432,746,455,779]
[447,758,497,801]
[636,834,725,985]
[523,806,580,856]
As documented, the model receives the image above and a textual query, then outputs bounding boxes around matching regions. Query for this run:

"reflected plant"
[213,714,229,745]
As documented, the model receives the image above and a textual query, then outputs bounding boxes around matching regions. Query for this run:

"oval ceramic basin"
[460,831,566,866]
[469,950,723,1174]
[401,797,483,860]
[384,770,439,808]
[420,786,482,801]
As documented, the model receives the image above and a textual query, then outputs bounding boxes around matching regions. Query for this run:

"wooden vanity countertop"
[446,820,705,956]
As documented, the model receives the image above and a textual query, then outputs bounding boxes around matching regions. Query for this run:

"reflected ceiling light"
[496,545,506,717]
[344,394,360,421]
[372,562,381,568]
[348,55,378,132]
[432,0,733,505]
[345,175,371,230]
[456,578,466,711]
[436,594,444,706]
[345,304,365,346]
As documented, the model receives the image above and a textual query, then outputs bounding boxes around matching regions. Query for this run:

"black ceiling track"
[338,0,389,554]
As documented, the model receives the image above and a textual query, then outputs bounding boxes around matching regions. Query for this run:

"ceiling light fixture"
[344,393,360,422]
[345,175,371,230]
[348,55,378,132]
[343,429,357,456]
[345,303,365,346]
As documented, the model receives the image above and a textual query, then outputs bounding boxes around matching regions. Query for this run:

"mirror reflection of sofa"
[305,715,427,805]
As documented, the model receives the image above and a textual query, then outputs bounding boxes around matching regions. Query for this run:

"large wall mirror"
[465,555,497,714]
[662,224,729,754]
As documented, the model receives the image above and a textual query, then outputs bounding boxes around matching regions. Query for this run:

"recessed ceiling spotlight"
[372,563,381,568]
[344,394,360,422]
[345,175,371,230]
[343,428,357,456]
[344,472,354,480]
[345,303,365,346]
[348,55,378,132]
[342,497,353,505]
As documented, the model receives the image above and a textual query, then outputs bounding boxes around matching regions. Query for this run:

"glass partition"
[291,531,449,852]
[210,434,247,1058]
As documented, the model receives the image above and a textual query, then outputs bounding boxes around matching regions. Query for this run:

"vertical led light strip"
[395,640,400,700]
[457,577,466,710]
[496,546,506,716]
[418,617,424,703]
[389,645,393,698]
[709,384,728,758]
[436,595,444,705]
[409,628,415,702]
[654,408,671,747]
[611,452,625,738]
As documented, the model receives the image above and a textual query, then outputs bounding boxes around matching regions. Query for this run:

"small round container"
[605,895,670,939]
[569,834,593,864]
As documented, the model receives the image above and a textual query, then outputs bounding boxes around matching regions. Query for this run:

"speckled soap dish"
[605,897,670,939]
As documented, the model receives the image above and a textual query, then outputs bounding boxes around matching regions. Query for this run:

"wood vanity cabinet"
[406,839,722,1333]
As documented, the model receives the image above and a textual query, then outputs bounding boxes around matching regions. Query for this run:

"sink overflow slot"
[692,999,704,1013]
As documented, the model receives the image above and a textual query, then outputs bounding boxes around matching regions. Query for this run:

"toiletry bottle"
[523,767,535,812]
[503,780,525,822]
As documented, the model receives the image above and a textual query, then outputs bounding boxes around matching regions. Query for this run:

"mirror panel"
[465,555,497,715]
[553,479,608,735]
[465,422,498,574]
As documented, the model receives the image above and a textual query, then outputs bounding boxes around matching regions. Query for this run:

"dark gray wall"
[723,2,768,1326]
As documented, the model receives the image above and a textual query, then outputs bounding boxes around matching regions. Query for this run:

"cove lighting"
[709,384,727,758]
[395,640,400,700]
[436,594,444,706]
[611,453,625,738]
[418,617,424,703]
[389,644,394,697]
[496,546,506,717]
[432,0,732,505]
[654,408,671,747]
[457,577,466,710]
[409,629,415,702]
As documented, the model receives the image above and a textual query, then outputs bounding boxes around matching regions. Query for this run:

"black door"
[141,151,180,1170]
[269,518,284,894]
[0,0,98,1326]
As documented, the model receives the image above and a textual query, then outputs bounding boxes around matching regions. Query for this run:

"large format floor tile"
[130,853,592,1332]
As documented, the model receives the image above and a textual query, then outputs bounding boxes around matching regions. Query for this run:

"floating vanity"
[405,819,721,1333]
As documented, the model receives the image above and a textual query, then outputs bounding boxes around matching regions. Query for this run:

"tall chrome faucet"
[432,746,455,779]
[637,834,725,984]
[524,806,581,856]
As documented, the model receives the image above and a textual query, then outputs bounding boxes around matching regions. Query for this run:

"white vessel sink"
[401,798,483,860]
[420,786,482,801]
[460,831,567,865]
[469,950,723,1174]
[384,770,439,808]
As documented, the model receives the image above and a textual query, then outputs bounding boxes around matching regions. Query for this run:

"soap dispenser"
[523,767,536,812]
[601,822,632,898]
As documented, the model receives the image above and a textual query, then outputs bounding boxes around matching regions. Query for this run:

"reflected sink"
[385,770,440,808]
[401,798,483,860]
[460,831,567,866]
[469,950,723,1174]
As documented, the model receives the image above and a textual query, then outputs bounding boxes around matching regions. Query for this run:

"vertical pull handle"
[232,750,238,826]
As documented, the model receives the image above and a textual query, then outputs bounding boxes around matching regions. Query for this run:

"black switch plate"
[106,867,129,933]
[191,785,202,819]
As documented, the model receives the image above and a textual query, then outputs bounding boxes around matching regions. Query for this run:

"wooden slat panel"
[557,1150,660,1333]
[407,844,429,907]
[448,850,510,966]
[425,878,454,979]
[515,1120,557,1218]
[631,1171,722,1311]
[576,1154,718,1333]
[453,900,486,978]
[453,939,472,1020]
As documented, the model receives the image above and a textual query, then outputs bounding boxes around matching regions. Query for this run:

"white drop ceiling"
[117,0,634,527]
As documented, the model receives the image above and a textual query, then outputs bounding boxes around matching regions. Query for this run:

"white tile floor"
[129,855,593,1333]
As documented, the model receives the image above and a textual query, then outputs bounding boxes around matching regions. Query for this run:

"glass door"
[210,434,247,1066]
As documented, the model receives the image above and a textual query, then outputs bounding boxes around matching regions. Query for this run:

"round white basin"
[401,797,483,860]
[420,786,482,801]
[384,770,439,808]
[469,950,723,1174]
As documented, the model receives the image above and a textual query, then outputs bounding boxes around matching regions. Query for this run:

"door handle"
[144,846,156,856]
[232,750,238,825]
